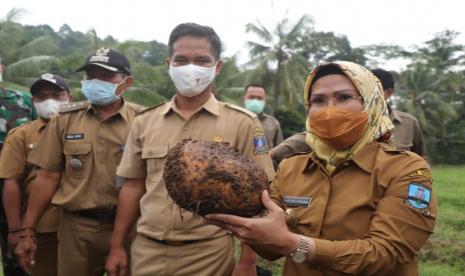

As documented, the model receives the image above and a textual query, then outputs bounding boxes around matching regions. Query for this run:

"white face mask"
[169,63,217,97]
[34,99,67,119]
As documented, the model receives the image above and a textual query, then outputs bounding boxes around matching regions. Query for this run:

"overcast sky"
[3,0,465,70]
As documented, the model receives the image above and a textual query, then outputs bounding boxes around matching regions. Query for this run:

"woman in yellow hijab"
[207,61,436,276]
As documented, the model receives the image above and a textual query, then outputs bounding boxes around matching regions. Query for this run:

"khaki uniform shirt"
[269,141,436,276]
[270,131,310,163]
[117,95,275,241]
[0,119,59,232]
[258,113,284,148]
[390,107,427,159]
[27,101,143,211]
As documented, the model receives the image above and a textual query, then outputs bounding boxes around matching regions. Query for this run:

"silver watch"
[290,235,311,263]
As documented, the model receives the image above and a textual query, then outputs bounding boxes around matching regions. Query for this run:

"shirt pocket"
[63,142,92,178]
[141,144,169,176]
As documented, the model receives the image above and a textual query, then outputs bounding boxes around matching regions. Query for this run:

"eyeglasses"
[309,91,363,107]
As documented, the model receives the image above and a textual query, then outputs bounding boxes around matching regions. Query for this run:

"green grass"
[419,166,465,275]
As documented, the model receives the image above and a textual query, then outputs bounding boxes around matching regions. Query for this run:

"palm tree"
[0,7,26,23]
[397,63,457,141]
[245,15,313,115]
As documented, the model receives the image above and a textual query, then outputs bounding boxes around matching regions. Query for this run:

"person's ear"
[384,88,393,100]
[215,59,224,75]
[116,76,133,96]
[165,58,171,68]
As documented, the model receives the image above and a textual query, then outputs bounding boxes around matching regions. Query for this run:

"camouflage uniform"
[0,86,35,276]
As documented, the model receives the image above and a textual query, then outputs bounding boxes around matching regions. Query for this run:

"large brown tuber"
[163,139,269,217]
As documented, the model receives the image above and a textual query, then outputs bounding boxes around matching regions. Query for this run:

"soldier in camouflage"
[1,76,36,275]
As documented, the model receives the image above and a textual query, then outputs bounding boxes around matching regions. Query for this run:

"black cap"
[76,47,131,75]
[30,73,70,95]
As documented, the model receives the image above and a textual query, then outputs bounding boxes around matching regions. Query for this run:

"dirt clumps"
[163,139,269,217]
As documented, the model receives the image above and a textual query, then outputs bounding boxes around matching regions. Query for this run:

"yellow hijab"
[304,61,394,174]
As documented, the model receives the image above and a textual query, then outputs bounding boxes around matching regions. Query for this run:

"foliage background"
[1,8,464,275]
[2,11,465,164]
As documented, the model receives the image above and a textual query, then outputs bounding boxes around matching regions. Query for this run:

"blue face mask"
[245,99,265,114]
[81,79,125,105]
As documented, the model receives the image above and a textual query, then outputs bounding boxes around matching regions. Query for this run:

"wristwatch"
[290,235,311,263]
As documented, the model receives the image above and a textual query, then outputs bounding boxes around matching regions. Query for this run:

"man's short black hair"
[371,68,395,90]
[168,23,222,60]
[245,84,267,94]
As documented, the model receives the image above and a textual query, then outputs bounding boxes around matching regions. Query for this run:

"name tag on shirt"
[65,133,84,140]
[283,196,312,207]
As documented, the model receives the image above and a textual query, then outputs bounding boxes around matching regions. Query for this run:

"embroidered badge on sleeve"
[406,182,431,213]
[253,135,268,155]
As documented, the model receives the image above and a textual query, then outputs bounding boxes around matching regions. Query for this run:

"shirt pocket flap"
[141,145,169,159]
[63,142,92,155]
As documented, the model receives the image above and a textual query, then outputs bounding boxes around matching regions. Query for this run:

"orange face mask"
[309,107,369,149]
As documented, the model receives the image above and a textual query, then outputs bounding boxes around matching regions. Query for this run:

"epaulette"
[125,101,146,114]
[380,142,403,153]
[59,101,90,113]
[224,103,257,118]
[286,150,312,159]
[137,101,167,115]
[7,121,31,136]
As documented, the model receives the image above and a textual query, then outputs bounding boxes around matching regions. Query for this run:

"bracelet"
[8,227,36,234]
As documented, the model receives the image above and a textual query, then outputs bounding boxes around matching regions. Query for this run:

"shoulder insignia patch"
[224,103,257,118]
[406,182,431,213]
[59,101,90,113]
[253,134,268,155]
[408,168,433,183]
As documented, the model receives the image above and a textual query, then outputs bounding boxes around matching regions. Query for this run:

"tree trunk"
[271,61,283,116]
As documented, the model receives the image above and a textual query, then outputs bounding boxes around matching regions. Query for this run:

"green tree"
[300,31,368,67]
[245,15,313,114]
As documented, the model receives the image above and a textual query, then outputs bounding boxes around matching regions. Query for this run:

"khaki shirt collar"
[302,152,318,173]
[86,99,131,122]
[302,142,378,174]
[37,118,48,132]
[351,141,378,173]
[161,94,220,117]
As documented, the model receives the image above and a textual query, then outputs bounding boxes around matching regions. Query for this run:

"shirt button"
[183,126,188,131]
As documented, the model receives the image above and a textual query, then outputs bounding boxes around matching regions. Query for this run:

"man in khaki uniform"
[15,48,143,276]
[270,131,310,164]
[371,68,427,159]
[105,23,275,276]
[0,74,71,276]
[244,84,284,148]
